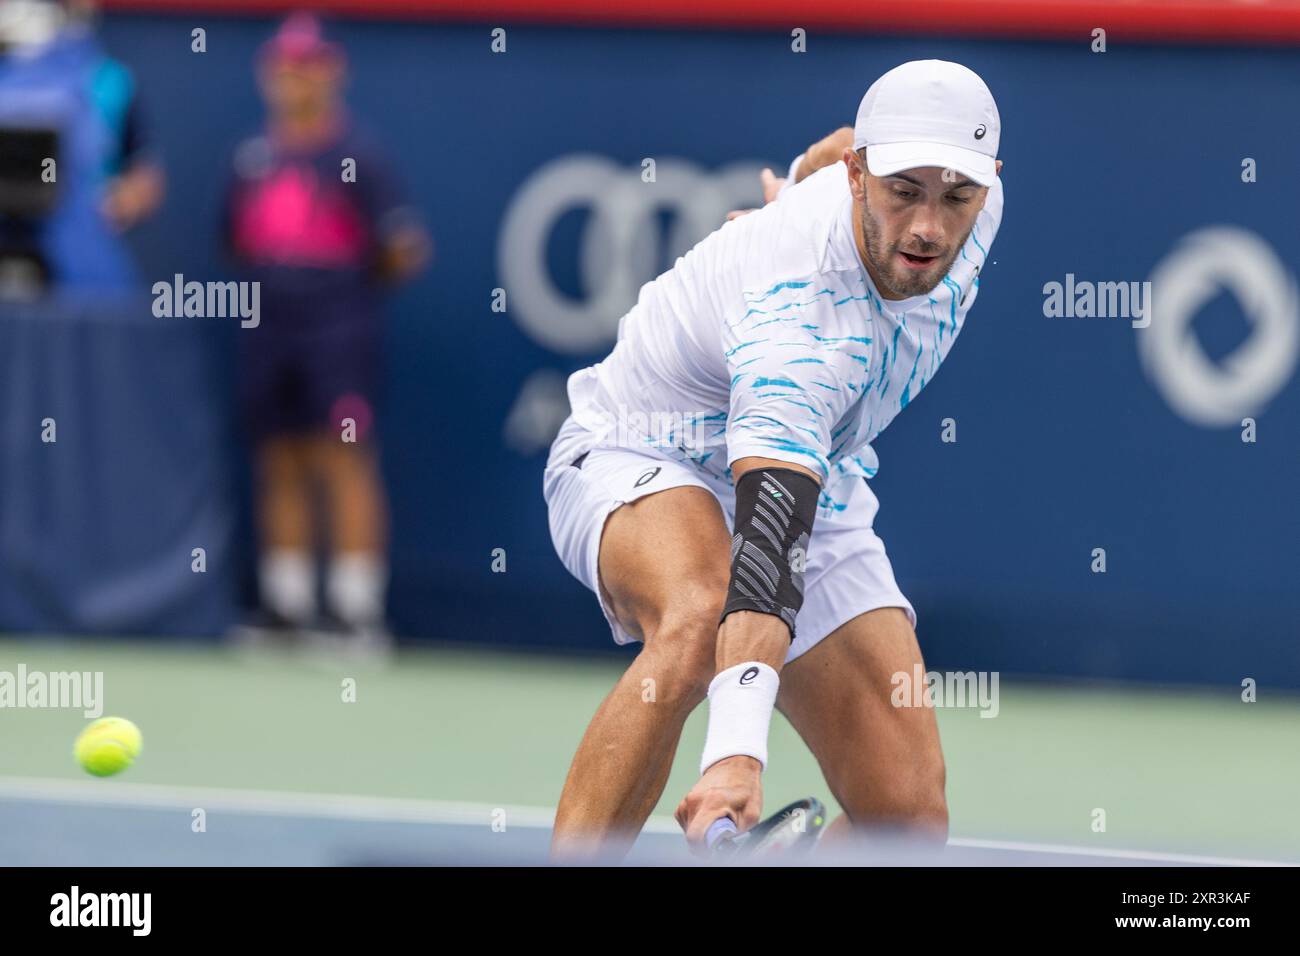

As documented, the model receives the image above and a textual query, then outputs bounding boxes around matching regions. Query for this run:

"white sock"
[260,549,315,624]
[326,552,388,627]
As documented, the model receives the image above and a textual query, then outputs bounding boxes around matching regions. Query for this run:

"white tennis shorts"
[542,415,915,663]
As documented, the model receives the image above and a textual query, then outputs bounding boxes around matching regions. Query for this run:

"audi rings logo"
[1140,226,1299,427]
[497,155,768,354]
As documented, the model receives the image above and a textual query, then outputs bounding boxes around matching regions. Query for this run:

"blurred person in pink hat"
[223,13,430,654]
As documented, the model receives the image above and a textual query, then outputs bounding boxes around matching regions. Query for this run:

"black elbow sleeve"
[722,467,820,639]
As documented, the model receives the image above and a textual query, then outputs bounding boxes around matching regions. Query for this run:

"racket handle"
[705,816,738,850]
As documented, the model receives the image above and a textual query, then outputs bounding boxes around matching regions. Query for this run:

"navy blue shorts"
[237,317,382,443]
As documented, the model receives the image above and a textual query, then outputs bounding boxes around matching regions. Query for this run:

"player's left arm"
[712,450,820,710]
[719,453,820,669]
[678,300,853,845]
[789,126,854,184]
[725,126,854,221]
[677,450,827,847]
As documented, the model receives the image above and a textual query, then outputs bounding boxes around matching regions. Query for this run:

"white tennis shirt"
[565,160,1004,513]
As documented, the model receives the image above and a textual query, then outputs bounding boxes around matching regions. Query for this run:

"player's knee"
[889,754,948,831]
[843,752,948,837]
[904,761,949,837]
[640,588,726,704]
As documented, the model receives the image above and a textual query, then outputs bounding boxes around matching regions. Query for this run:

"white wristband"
[699,661,780,775]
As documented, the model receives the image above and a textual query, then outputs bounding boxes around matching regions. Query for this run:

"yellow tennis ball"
[74,717,143,777]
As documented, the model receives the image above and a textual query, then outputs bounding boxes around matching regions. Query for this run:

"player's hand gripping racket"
[703,797,827,858]
[704,816,740,853]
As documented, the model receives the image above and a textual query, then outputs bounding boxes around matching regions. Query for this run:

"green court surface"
[1,637,1296,864]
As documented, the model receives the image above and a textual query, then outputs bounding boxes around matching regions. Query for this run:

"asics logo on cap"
[853,60,1001,187]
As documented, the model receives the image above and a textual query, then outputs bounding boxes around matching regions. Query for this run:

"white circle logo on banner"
[1141,226,1299,426]
[498,155,766,354]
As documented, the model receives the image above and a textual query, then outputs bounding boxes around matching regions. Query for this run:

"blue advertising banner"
[5,15,1292,687]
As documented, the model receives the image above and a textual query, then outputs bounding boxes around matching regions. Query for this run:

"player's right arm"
[677,289,858,847]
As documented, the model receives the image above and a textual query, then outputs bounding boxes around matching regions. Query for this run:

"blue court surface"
[1,778,1292,867]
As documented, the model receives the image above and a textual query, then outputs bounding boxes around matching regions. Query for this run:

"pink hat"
[260,13,344,67]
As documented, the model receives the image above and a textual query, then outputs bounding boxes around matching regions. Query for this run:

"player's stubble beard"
[858,195,972,299]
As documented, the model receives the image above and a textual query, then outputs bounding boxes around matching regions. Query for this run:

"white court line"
[946,837,1293,868]
[0,775,561,830]
[0,776,1292,866]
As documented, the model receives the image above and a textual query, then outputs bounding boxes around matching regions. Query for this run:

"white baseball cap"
[854,60,1001,187]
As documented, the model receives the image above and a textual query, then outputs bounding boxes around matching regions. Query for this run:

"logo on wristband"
[739,666,760,686]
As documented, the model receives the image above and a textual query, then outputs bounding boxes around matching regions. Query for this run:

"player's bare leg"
[777,606,948,844]
[550,486,733,857]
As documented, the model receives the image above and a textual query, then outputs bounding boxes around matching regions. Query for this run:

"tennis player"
[543,60,1004,855]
